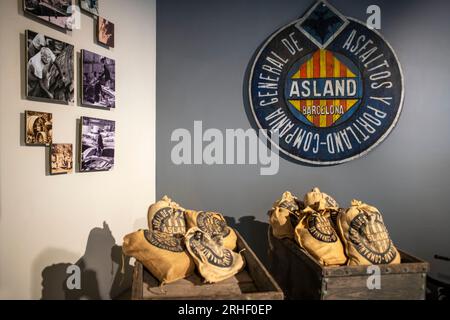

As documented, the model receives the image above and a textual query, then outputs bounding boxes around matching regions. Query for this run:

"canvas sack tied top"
[122,229,195,284]
[269,191,302,239]
[337,200,401,266]
[185,227,245,283]
[303,187,339,210]
[185,210,237,251]
[295,200,347,266]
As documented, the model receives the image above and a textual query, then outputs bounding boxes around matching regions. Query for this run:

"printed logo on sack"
[307,215,338,243]
[349,212,397,264]
[188,230,234,268]
[147,207,187,252]
[151,207,187,235]
[247,0,404,165]
[145,230,185,253]
[197,212,231,238]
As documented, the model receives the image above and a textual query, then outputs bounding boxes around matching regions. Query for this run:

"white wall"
[0,0,156,299]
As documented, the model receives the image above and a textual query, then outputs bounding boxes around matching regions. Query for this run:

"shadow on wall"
[225,216,270,268]
[40,222,133,300]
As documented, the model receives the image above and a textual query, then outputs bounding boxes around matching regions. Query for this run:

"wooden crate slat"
[143,281,258,299]
[324,274,426,300]
[131,261,143,300]
[142,269,254,288]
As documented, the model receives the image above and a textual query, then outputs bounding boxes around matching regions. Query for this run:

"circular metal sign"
[247,0,404,165]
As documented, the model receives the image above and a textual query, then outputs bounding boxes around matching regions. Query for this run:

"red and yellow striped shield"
[287,49,362,128]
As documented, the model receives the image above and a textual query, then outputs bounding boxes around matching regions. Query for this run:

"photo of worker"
[80,116,115,172]
[25,110,53,146]
[50,144,73,174]
[24,0,74,30]
[81,50,116,109]
[26,30,74,104]
[98,17,114,48]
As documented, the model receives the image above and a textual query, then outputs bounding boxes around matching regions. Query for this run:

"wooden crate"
[132,230,284,300]
[268,227,429,300]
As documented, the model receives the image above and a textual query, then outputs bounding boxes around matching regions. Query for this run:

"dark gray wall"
[156,0,450,278]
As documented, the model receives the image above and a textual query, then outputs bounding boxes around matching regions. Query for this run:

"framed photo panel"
[81,50,116,109]
[80,116,115,172]
[98,17,115,48]
[25,110,53,146]
[80,0,99,16]
[50,144,73,175]
[23,0,75,30]
[26,30,74,104]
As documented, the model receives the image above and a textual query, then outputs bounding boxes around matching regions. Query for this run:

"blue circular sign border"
[247,17,405,166]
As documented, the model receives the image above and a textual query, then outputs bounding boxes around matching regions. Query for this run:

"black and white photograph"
[80,116,115,172]
[81,50,116,108]
[26,30,74,104]
[79,0,99,16]
[50,144,73,174]
[23,0,75,30]
[98,17,114,48]
[25,110,53,146]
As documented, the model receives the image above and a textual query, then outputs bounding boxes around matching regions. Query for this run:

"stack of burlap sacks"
[270,188,401,266]
[122,196,245,285]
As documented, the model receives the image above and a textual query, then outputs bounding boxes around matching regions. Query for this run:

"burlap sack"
[122,229,195,284]
[185,227,245,283]
[303,187,339,210]
[294,204,347,266]
[329,208,343,229]
[273,191,302,212]
[185,210,237,251]
[148,196,187,235]
[337,200,401,266]
[269,191,302,239]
